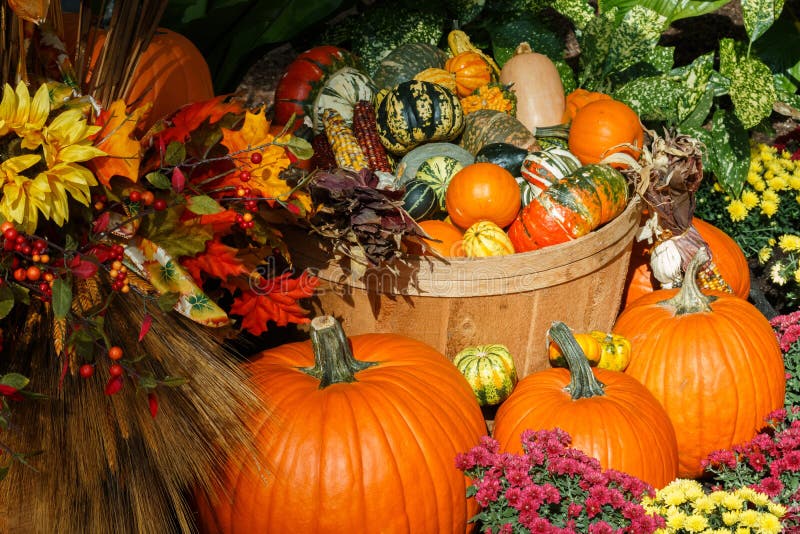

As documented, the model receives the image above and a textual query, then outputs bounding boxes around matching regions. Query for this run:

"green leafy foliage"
[489,16,563,67]
[741,0,785,43]
[719,38,777,129]
[598,0,732,26]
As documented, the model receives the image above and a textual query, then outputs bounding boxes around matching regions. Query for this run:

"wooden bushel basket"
[292,198,642,379]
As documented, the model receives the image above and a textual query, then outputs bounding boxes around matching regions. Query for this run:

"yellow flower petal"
[57,144,106,164]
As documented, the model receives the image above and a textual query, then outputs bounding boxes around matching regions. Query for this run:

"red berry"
[13,268,26,282]
[108,346,123,360]
[250,152,263,164]
[3,228,17,241]
[239,170,251,182]
[26,266,41,281]
[153,199,167,211]
[129,190,142,202]
[0,222,14,233]
[109,364,124,377]
[79,364,95,378]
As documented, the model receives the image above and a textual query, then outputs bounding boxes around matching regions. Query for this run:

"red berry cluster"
[78,345,125,381]
[2,222,54,301]
[238,152,263,184]
[235,212,254,230]
[109,260,130,293]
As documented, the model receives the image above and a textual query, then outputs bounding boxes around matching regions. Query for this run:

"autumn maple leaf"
[219,108,292,202]
[229,271,319,336]
[157,95,246,145]
[90,99,149,185]
[181,238,248,284]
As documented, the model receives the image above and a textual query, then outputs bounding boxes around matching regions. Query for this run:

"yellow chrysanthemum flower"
[747,171,762,185]
[794,268,800,285]
[0,81,50,149]
[741,189,760,209]
[722,510,741,526]
[665,511,687,529]
[761,199,779,217]
[762,188,779,203]
[713,182,724,192]
[692,495,715,514]
[753,178,766,192]
[767,174,789,190]
[757,514,784,534]
[778,234,800,252]
[683,514,709,532]
[771,262,788,285]
[750,158,764,174]
[720,492,744,510]
[758,246,773,264]
[727,199,749,221]
[737,509,761,527]
[788,175,800,190]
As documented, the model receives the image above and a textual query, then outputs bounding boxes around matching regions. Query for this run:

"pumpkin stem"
[659,247,717,315]
[515,42,533,55]
[548,322,605,400]
[301,315,377,388]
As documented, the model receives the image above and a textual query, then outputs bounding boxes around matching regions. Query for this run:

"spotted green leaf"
[689,109,750,198]
[741,0,785,43]
[551,0,595,29]
[555,60,577,95]
[719,39,776,129]
[578,7,665,89]
[489,16,564,67]
[444,0,486,25]
[598,0,731,26]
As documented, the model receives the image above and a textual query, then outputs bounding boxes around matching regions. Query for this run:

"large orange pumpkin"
[445,162,521,229]
[410,219,465,257]
[568,99,644,166]
[622,217,751,308]
[492,322,679,490]
[196,316,486,533]
[62,13,214,131]
[614,249,785,478]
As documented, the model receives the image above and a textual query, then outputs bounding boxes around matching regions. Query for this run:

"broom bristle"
[0,280,270,533]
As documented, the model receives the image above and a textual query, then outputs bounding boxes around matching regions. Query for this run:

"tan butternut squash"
[499,42,565,130]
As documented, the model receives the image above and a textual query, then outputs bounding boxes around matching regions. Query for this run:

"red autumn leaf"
[230,271,319,336]
[104,376,124,396]
[172,166,186,193]
[181,238,248,284]
[155,95,246,145]
[139,314,153,342]
[148,392,159,418]
[90,100,149,186]
[69,256,99,279]
[195,209,238,234]
[0,384,19,397]
[92,212,111,234]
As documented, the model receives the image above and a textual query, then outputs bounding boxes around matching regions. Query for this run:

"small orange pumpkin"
[411,219,465,257]
[445,162,521,229]
[445,51,493,98]
[568,99,644,166]
[562,88,612,123]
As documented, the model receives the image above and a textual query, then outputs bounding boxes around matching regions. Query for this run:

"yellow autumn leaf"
[90,100,150,186]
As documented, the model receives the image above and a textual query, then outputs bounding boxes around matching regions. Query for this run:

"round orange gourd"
[614,249,785,478]
[493,321,679,489]
[445,51,493,98]
[413,219,465,257]
[195,316,486,533]
[499,42,565,130]
[568,99,644,166]
[562,88,612,123]
[445,162,521,229]
[622,217,751,308]
[62,13,214,131]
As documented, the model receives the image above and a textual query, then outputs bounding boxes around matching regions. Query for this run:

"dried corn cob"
[696,260,733,293]
[310,133,337,170]
[352,100,393,173]
[322,108,368,172]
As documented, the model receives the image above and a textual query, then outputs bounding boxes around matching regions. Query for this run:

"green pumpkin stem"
[301,315,376,388]
[548,321,605,400]
[659,247,716,315]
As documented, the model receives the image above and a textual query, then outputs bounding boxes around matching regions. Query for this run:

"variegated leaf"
[741,0,785,43]
[607,7,666,74]
[673,53,715,121]
[729,56,777,129]
[551,0,595,29]
[598,0,731,26]
[555,60,577,95]
[707,109,750,198]
[578,9,618,89]
[614,77,684,122]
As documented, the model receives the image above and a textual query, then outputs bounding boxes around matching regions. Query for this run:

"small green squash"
[414,155,463,210]
[311,67,377,133]
[372,43,449,90]
[376,80,465,155]
[459,109,537,155]
[475,142,529,177]
[395,142,475,185]
[401,179,440,220]
[453,344,518,406]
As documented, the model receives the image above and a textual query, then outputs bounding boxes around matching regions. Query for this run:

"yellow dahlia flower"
[0,81,50,149]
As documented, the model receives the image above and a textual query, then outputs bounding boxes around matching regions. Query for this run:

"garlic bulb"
[650,238,683,289]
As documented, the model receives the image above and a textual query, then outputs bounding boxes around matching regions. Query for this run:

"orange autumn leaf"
[219,109,292,202]
[230,272,319,335]
[158,95,246,145]
[90,100,149,186]
[181,238,248,283]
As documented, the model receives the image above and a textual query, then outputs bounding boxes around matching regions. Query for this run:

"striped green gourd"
[401,179,439,220]
[414,155,463,210]
[373,43,448,90]
[453,344,518,406]
[521,148,581,194]
[395,142,474,186]
[311,67,377,133]
[375,80,464,155]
